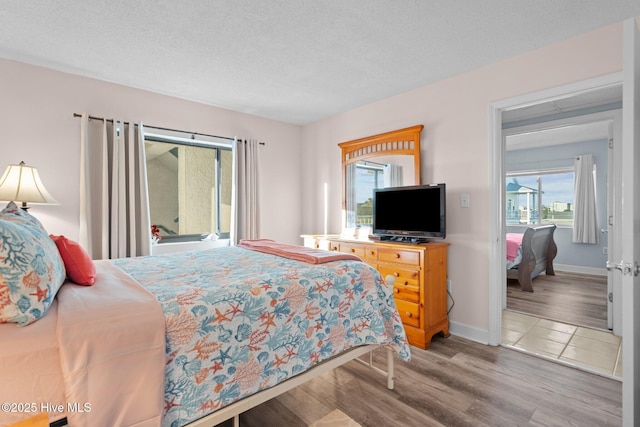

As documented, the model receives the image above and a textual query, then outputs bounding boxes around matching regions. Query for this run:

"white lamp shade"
[0,162,58,205]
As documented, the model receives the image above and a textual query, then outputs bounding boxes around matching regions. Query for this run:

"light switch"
[461,194,470,208]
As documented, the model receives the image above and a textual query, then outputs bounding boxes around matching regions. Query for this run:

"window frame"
[143,128,234,242]
[354,163,384,227]
[506,166,575,227]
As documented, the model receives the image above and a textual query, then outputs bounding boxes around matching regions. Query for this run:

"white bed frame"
[185,345,395,427]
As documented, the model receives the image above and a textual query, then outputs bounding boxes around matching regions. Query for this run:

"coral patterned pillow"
[0,202,66,326]
[50,235,95,286]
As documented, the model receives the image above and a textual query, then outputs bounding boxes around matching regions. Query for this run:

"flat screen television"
[372,183,446,242]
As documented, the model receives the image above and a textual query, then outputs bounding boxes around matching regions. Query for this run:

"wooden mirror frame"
[338,124,423,232]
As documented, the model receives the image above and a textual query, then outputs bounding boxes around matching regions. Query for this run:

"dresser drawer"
[395,299,420,328]
[364,246,378,262]
[338,242,366,259]
[328,241,341,252]
[377,265,420,287]
[380,264,420,302]
[378,247,421,266]
[392,284,419,303]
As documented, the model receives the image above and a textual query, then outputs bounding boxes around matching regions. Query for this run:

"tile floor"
[502,310,622,378]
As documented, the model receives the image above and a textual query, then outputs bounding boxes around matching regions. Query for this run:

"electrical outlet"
[447,279,452,292]
[603,247,608,255]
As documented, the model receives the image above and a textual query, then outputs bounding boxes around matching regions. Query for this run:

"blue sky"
[510,172,574,208]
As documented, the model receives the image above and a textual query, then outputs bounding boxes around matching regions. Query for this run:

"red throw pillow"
[50,235,96,286]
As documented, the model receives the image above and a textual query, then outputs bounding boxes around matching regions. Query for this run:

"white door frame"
[621,17,640,426]
[488,72,623,346]
[609,111,624,335]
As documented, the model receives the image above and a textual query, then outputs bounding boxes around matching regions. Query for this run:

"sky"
[509,172,574,209]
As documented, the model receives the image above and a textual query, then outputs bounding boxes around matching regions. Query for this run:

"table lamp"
[0,161,58,210]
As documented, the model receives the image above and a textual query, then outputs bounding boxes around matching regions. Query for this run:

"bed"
[506,224,558,292]
[0,203,410,427]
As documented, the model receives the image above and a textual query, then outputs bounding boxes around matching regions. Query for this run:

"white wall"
[0,58,303,244]
[300,22,625,337]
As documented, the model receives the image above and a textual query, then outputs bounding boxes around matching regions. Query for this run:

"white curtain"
[383,163,403,187]
[345,164,357,228]
[79,113,151,259]
[231,138,260,244]
[572,154,598,244]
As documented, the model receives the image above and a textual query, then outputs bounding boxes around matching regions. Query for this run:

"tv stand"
[380,236,429,244]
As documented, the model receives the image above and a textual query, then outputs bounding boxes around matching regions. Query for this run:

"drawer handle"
[370,251,375,256]
[332,246,338,251]
[395,253,401,259]
[394,288,399,294]
[394,272,400,277]
[405,312,413,318]
[351,248,356,253]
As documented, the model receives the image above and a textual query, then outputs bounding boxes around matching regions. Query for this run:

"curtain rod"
[72,113,265,145]
[361,159,386,167]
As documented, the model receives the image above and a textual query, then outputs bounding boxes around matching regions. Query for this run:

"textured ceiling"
[1,1,639,125]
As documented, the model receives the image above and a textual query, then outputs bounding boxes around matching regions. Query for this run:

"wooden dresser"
[302,235,449,349]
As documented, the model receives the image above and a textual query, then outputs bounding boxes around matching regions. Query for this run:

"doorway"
[503,97,621,327]
[488,73,624,375]
[502,92,622,377]
[490,19,640,424]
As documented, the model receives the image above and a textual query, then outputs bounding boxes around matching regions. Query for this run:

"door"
[621,17,640,427]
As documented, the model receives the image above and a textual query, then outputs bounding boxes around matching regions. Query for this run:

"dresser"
[302,235,449,349]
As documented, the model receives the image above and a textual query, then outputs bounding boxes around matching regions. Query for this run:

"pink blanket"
[506,233,524,262]
[56,260,166,427]
[238,239,362,264]
[0,300,67,426]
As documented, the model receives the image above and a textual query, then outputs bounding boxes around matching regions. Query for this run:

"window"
[506,168,575,226]
[143,128,233,242]
[354,163,385,226]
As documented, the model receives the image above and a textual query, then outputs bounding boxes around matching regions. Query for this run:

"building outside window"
[143,127,233,242]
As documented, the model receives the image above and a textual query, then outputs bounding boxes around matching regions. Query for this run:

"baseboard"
[449,320,489,345]
[554,263,607,276]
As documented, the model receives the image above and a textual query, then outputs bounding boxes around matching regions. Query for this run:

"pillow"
[0,202,66,326]
[50,235,95,286]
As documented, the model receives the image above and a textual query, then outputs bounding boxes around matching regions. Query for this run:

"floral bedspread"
[112,246,410,427]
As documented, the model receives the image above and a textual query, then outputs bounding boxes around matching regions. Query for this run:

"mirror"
[339,125,423,235]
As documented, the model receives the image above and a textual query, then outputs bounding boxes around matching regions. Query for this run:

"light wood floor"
[506,271,608,330]
[215,335,622,426]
